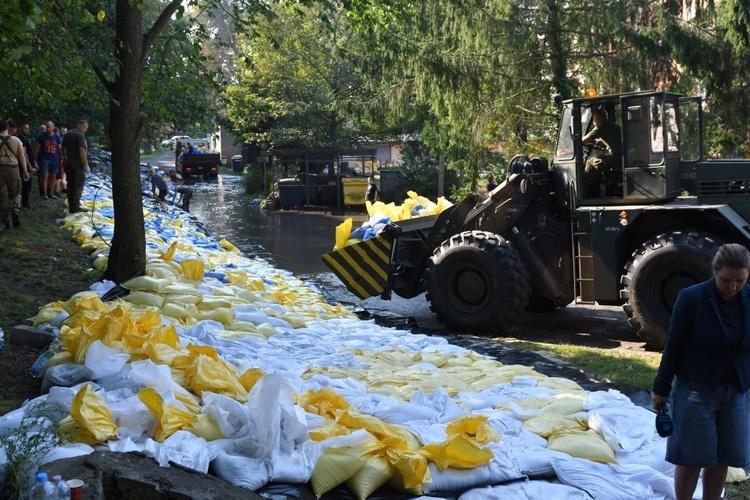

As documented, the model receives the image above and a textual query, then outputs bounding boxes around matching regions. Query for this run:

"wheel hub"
[452,268,488,310]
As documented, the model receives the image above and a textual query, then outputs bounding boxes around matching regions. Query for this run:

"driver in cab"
[582,109,622,197]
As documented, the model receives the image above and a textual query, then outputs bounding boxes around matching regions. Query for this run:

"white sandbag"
[583,389,634,410]
[615,437,673,475]
[410,388,469,423]
[44,386,81,413]
[201,391,257,439]
[156,430,210,473]
[41,363,95,394]
[85,341,130,380]
[587,406,655,453]
[107,394,156,441]
[107,436,160,459]
[51,310,70,327]
[247,373,309,458]
[129,359,195,401]
[40,443,95,464]
[459,479,592,500]
[208,436,271,491]
[372,399,436,425]
[552,457,675,500]
[515,446,573,478]
[423,441,524,493]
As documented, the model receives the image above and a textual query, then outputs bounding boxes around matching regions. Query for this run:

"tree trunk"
[545,0,573,99]
[103,0,147,283]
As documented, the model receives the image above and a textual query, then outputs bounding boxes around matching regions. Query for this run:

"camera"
[655,404,673,438]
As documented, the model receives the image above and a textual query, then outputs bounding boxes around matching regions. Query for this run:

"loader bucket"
[321,232,394,299]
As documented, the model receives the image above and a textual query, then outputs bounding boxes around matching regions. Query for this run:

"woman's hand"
[650,391,667,410]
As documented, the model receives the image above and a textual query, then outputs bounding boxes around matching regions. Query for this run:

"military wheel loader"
[322,90,750,349]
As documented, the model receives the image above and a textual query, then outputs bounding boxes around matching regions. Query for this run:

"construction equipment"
[323,90,750,349]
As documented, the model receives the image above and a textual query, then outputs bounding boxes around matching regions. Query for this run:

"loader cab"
[553,90,695,206]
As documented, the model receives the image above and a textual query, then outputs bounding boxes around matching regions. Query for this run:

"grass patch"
[503,339,661,389]
[0,196,103,414]
[0,199,102,332]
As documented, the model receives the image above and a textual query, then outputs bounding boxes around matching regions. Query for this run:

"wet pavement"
[153,160,652,406]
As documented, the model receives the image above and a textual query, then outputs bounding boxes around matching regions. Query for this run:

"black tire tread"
[425,230,530,334]
[620,230,721,349]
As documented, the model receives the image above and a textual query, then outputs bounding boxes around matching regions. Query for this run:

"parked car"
[160,135,192,149]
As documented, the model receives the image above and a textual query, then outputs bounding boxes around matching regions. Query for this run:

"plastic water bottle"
[53,475,71,499]
[29,346,57,378]
[0,327,5,349]
[27,472,57,499]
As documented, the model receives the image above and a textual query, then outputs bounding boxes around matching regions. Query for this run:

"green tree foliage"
[0,0,264,282]
[224,3,376,149]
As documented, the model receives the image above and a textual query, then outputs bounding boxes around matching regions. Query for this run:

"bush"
[243,164,272,196]
[391,143,459,202]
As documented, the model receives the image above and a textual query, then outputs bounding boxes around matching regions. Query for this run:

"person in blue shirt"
[651,243,750,500]
[34,121,62,200]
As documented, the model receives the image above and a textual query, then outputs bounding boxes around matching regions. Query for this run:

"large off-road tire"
[426,231,530,333]
[621,231,721,350]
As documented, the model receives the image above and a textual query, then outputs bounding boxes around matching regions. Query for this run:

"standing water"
[184,174,367,279]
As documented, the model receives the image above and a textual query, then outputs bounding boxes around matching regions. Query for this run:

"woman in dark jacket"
[651,243,750,500]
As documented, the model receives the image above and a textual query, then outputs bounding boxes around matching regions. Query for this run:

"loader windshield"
[555,106,575,160]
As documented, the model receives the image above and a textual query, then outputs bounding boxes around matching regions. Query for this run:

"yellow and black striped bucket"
[321,233,394,299]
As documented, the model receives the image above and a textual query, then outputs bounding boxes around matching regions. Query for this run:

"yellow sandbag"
[334,218,353,251]
[138,387,196,442]
[238,368,264,392]
[256,323,281,337]
[159,241,178,261]
[336,411,420,449]
[180,259,205,281]
[523,414,588,438]
[226,320,258,333]
[61,384,117,445]
[446,415,499,444]
[183,413,225,441]
[33,306,64,327]
[537,377,584,392]
[184,355,248,402]
[233,288,262,302]
[196,307,233,324]
[312,444,369,498]
[44,351,74,377]
[219,238,240,253]
[419,434,494,469]
[143,342,183,365]
[346,452,394,500]
[196,297,233,310]
[546,429,617,464]
[540,393,587,415]
[161,302,199,320]
[163,293,203,305]
[727,467,749,483]
[309,423,352,441]
[121,275,171,292]
[123,290,165,309]
[247,278,266,291]
[146,260,181,279]
[61,293,109,316]
[92,255,108,270]
[161,283,202,296]
[298,388,356,419]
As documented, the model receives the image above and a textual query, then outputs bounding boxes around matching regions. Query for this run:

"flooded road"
[157,165,647,355]
[185,174,367,279]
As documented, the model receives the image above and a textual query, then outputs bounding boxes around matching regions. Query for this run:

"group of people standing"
[0,118,90,231]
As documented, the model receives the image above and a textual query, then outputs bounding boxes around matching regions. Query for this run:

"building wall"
[215,127,242,165]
